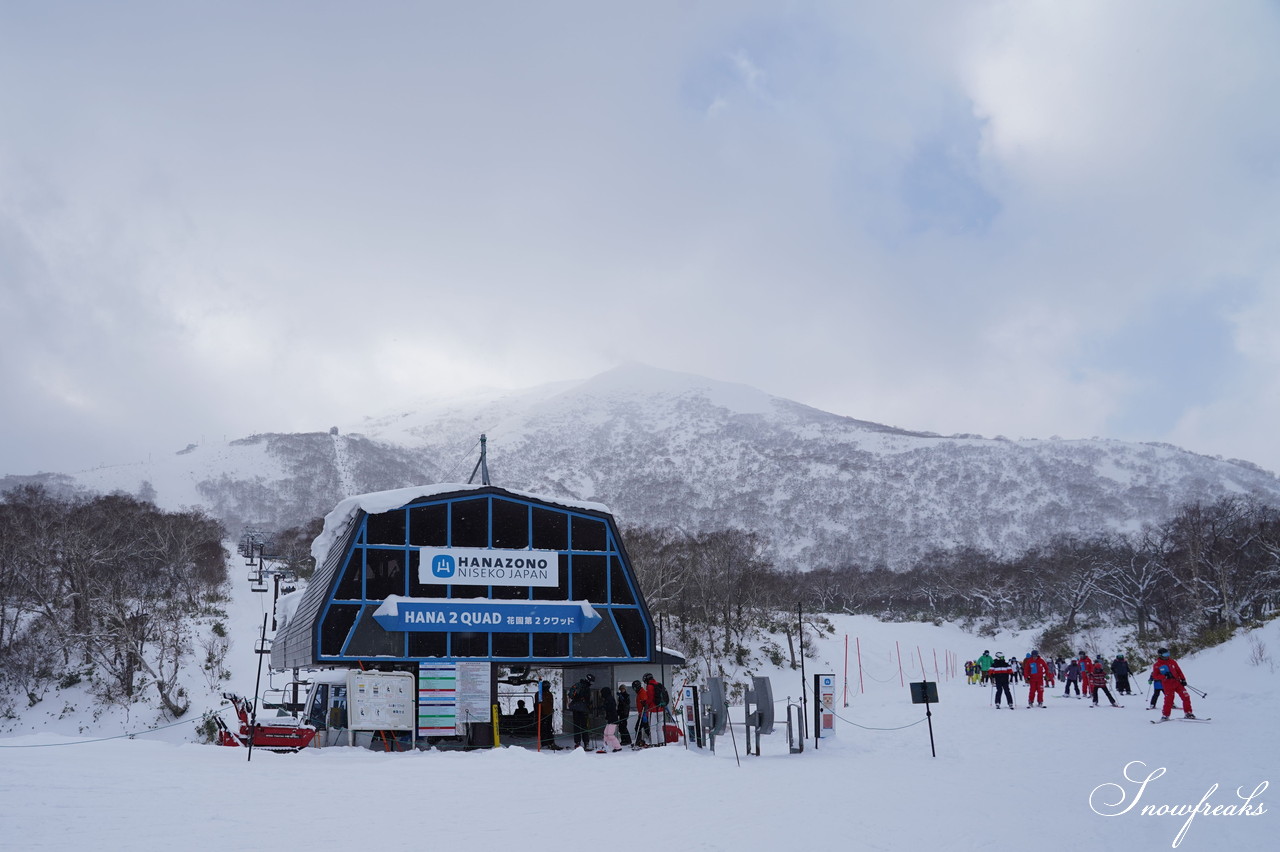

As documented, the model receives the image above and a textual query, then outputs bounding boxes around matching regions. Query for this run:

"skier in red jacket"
[1022,650,1050,708]
[631,679,651,748]
[1077,650,1093,683]
[1151,648,1195,720]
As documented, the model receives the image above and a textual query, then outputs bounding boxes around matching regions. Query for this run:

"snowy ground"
[2,567,1276,851]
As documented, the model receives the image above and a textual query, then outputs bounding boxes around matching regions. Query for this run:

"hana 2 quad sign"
[373,595,601,633]
[417,547,561,588]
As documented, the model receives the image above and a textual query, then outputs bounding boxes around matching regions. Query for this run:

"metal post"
[925,694,937,757]
[659,613,666,699]
[798,603,807,742]
[272,573,281,630]
[247,612,268,762]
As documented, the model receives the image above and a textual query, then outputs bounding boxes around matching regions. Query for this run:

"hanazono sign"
[417,547,560,588]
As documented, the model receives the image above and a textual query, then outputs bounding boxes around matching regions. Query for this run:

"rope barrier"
[0,705,228,748]
[797,680,929,732]
[861,669,901,683]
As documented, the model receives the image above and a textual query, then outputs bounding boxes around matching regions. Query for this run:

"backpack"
[651,680,669,709]
[568,680,590,711]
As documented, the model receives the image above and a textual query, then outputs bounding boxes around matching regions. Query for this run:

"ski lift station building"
[269,484,658,742]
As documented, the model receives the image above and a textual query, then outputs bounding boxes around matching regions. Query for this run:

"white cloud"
[1,1,1278,478]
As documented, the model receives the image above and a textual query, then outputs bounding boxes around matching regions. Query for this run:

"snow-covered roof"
[311,483,614,565]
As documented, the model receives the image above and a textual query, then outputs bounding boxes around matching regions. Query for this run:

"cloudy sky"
[2,1,1278,478]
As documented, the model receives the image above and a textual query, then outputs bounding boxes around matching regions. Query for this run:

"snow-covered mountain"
[8,363,1279,569]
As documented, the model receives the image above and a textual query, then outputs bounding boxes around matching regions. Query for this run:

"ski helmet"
[1157,647,1169,656]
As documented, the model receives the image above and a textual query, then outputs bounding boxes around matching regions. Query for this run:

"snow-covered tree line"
[622,526,829,682]
[788,496,1280,652]
[621,496,1280,673]
[0,485,227,718]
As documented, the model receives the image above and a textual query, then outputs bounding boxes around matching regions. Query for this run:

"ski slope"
[1,569,1275,851]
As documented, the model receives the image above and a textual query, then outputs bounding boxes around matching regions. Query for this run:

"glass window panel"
[334,550,364,600]
[346,605,404,657]
[573,612,626,658]
[320,605,360,656]
[571,554,608,603]
[532,554,571,601]
[492,632,531,657]
[409,504,448,547]
[491,584,530,600]
[365,549,406,600]
[609,557,635,605]
[491,499,529,549]
[451,498,489,547]
[612,609,649,659]
[366,509,406,545]
[409,632,447,658]
[411,579,448,597]
[571,516,607,552]
[532,632,568,657]
[530,507,567,551]
[451,632,490,657]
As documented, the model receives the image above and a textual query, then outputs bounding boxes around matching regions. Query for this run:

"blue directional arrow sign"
[373,596,602,634]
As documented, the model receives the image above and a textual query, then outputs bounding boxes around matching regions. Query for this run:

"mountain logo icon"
[431,554,456,579]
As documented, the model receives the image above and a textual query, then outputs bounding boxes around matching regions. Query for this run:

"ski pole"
[1185,683,1207,699]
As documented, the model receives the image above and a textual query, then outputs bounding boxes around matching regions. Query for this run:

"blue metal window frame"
[314,492,652,664]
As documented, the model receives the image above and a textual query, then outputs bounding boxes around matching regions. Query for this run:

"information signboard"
[418,663,458,737]
[456,661,493,727]
[910,681,940,704]
[347,670,415,747]
[817,673,836,730]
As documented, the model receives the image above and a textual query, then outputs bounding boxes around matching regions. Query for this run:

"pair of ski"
[1151,716,1212,724]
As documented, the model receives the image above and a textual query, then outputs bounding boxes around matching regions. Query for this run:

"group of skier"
[966,648,1197,719]
[561,672,671,752]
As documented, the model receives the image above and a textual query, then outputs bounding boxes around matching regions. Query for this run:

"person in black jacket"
[511,699,534,737]
[1111,654,1133,695]
[537,680,561,750]
[989,654,1015,708]
[568,674,595,749]
[615,684,632,745]
[597,686,622,752]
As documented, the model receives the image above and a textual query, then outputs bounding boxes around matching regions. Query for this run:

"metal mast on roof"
[468,434,491,485]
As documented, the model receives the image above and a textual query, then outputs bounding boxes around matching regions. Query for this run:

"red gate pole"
[896,641,904,687]
[843,634,849,707]
[857,637,865,695]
